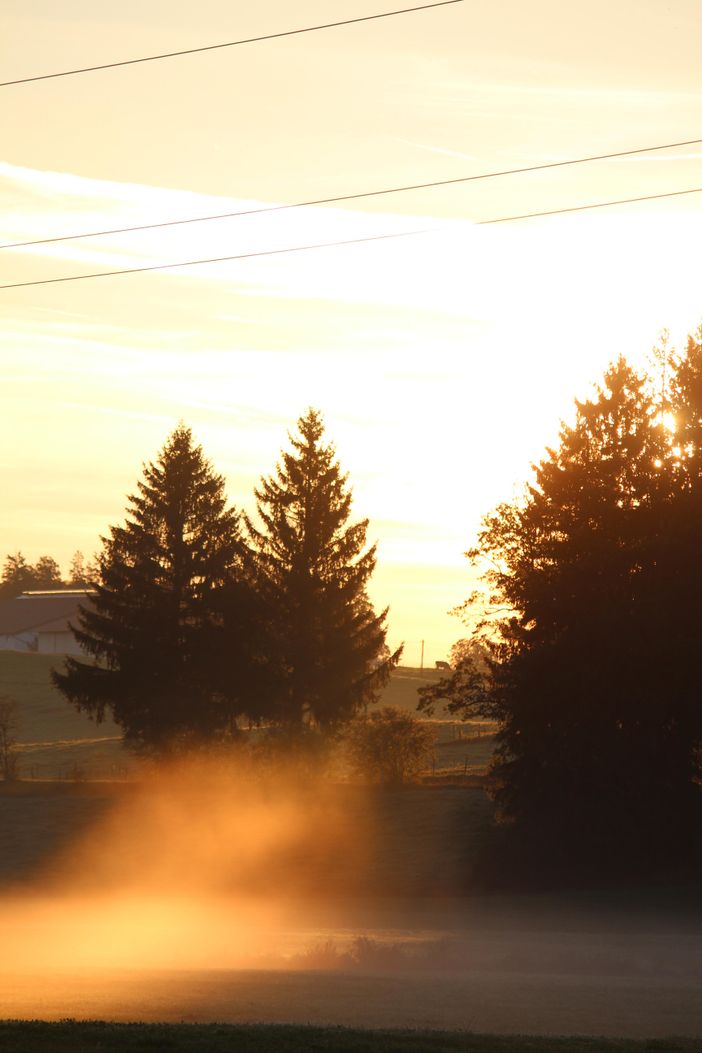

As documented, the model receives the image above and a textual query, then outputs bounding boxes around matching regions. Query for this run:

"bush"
[344,706,435,786]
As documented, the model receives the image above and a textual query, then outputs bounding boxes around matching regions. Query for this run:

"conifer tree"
[429,351,702,873]
[0,553,34,599]
[480,359,675,859]
[245,409,401,728]
[53,425,250,751]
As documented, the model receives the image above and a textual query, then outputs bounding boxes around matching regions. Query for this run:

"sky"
[2,0,702,664]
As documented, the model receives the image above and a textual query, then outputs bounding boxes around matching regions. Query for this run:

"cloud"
[397,140,480,163]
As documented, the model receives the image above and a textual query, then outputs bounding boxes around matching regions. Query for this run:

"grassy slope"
[381,667,497,775]
[0,651,106,740]
[0,1022,696,1053]
[0,644,122,745]
[2,657,437,738]
[0,656,495,779]
[380,666,446,712]
[0,651,127,778]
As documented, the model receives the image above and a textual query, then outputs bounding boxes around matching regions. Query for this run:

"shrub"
[344,706,435,786]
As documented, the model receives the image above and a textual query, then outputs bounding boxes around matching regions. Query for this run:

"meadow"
[0,777,494,893]
[1,653,496,781]
[2,653,702,1046]
[0,651,127,780]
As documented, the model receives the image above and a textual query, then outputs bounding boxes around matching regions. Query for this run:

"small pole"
[420,639,424,672]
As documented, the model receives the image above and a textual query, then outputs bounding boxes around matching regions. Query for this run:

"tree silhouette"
[438,345,702,873]
[0,552,64,598]
[32,555,63,589]
[245,408,401,728]
[0,554,35,599]
[67,550,97,587]
[53,425,249,752]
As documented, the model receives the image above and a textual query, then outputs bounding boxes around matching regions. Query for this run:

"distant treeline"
[0,551,95,600]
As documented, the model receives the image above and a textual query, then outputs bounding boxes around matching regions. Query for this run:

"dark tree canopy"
[427,330,702,873]
[0,554,34,599]
[0,552,64,599]
[53,425,250,752]
[33,555,63,589]
[67,550,97,587]
[245,408,401,728]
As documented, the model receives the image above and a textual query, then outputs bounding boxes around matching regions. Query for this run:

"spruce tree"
[245,408,401,728]
[431,353,702,873]
[53,424,250,751]
[482,359,673,861]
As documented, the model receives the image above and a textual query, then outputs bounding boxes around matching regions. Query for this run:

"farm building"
[0,590,94,655]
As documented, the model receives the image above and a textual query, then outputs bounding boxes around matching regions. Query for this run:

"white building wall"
[0,632,37,652]
[36,631,83,656]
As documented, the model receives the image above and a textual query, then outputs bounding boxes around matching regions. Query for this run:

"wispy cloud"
[397,139,479,163]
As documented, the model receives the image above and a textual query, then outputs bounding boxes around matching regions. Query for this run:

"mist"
[2,754,702,1037]
[0,752,376,973]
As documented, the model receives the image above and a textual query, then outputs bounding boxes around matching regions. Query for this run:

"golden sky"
[2,0,702,663]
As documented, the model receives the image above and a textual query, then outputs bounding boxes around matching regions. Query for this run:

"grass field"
[1,675,702,1042]
[0,654,496,781]
[2,660,702,1046]
[0,651,127,779]
[0,778,495,892]
[378,666,446,712]
[0,1021,697,1053]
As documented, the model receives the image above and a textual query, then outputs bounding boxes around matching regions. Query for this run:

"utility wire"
[3,136,700,251]
[0,229,426,290]
[2,185,701,292]
[1,1,463,87]
[480,185,702,225]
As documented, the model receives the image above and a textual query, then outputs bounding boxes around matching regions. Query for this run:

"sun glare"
[662,411,677,433]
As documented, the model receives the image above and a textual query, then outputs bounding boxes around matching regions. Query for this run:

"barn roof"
[0,591,95,636]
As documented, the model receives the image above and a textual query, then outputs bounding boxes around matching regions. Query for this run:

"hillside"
[0,651,127,779]
[384,667,496,777]
[379,666,445,712]
[0,655,495,780]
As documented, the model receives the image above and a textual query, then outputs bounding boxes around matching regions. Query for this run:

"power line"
[0,229,426,290]
[1,1,464,87]
[2,185,700,292]
[480,185,702,225]
[3,136,700,251]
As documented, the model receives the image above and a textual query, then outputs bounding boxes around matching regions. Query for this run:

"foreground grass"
[0,1023,698,1053]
